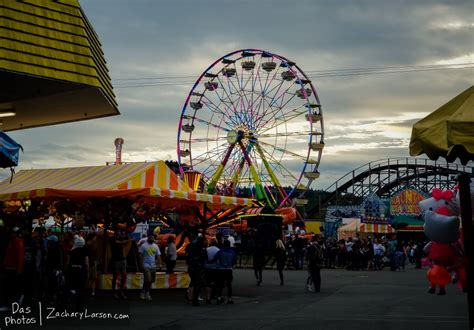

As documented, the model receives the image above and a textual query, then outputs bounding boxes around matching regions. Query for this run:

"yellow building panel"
[1,39,96,67]
[0,29,91,56]
[0,19,90,46]
[21,0,82,17]
[0,59,100,87]
[56,0,81,9]
[0,7,87,37]
[0,38,114,95]
[1,1,84,26]
[0,48,99,77]
[0,0,118,131]
[0,20,114,98]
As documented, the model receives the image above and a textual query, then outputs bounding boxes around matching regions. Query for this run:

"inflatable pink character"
[420,188,466,295]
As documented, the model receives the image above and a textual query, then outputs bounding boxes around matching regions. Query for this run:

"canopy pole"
[458,173,473,329]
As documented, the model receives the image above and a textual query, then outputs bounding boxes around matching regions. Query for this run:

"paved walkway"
[0,267,469,329]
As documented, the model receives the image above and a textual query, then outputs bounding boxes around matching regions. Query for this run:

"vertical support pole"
[207,143,236,194]
[458,173,473,329]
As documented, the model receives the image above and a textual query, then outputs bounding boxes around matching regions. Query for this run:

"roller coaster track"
[307,157,473,216]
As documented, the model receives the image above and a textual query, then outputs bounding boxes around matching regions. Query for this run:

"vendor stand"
[337,219,396,241]
[0,161,256,290]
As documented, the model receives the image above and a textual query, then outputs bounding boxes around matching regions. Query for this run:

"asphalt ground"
[0,266,469,330]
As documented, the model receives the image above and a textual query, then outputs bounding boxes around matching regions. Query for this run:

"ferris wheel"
[177,49,324,209]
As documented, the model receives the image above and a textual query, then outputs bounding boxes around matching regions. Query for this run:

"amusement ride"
[177,49,324,220]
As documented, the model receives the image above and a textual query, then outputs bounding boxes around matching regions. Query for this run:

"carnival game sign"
[360,193,389,224]
[390,188,427,215]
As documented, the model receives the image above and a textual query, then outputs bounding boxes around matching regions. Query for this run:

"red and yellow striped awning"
[0,161,255,208]
[360,223,396,234]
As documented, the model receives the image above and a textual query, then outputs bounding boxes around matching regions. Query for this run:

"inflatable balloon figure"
[420,188,467,295]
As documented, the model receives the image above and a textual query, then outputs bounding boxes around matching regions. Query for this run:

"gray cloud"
[3,0,473,188]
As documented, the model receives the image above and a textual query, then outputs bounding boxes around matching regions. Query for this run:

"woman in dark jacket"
[275,239,287,285]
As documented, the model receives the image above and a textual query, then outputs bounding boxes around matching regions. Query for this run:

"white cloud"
[438,21,474,30]
[436,53,474,65]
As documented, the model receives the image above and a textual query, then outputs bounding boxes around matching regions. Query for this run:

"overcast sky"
[6,0,474,190]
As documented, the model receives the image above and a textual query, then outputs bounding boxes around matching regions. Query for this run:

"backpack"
[307,244,323,264]
[187,242,205,268]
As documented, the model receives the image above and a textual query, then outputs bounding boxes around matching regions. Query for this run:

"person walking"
[110,231,131,299]
[85,232,99,298]
[31,228,46,301]
[388,235,398,271]
[214,239,237,304]
[44,235,63,305]
[139,234,162,301]
[373,238,386,270]
[395,242,406,271]
[65,235,89,310]
[1,227,25,310]
[365,238,375,271]
[345,237,354,270]
[306,237,323,293]
[275,239,287,285]
[186,235,207,306]
[165,236,177,274]
[253,242,265,286]
[292,234,305,269]
[408,241,415,264]
[204,238,219,304]
[414,240,423,269]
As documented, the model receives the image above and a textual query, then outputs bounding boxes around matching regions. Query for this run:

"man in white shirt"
[345,237,354,252]
[165,236,178,274]
[204,239,220,304]
[373,239,386,270]
[139,234,162,301]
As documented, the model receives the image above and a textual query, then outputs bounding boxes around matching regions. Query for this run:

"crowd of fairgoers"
[0,220,432,312]
[280,234,426,272]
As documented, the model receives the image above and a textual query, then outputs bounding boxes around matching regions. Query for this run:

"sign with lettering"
[360,193,389,224]
[390,188,428,215]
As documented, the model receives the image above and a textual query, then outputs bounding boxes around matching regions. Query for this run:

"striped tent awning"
[338,219,396,235]
[0,161,255,208]
[360,223,396,234]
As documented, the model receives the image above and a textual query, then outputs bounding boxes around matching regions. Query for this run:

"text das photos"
[2,302,130,328]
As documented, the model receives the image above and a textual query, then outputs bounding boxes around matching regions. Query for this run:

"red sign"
[390,188,427,215]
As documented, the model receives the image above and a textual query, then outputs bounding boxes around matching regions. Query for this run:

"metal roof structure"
[0,0,119,131]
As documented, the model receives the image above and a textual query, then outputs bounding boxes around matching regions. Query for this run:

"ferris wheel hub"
[227,129,254,145]
[226,130,239,144]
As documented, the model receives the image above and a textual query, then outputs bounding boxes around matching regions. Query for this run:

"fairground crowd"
[0,221,426,311]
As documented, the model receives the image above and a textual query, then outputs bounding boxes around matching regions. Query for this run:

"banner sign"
[360,193,389,224]
[390,188,428,215]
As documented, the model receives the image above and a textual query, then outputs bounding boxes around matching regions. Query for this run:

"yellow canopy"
[409,86,474,164]
[0,161,255,208]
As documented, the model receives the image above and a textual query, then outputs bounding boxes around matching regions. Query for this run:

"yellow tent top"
[410,85,474,164]
[0,161,256,208]
[0,0,119,131]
